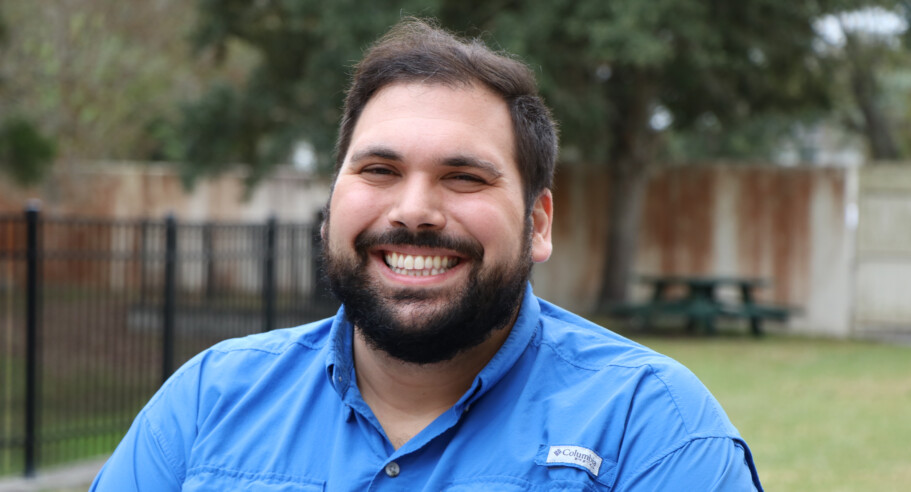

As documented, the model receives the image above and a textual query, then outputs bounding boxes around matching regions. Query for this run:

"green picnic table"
[609,275,790,336]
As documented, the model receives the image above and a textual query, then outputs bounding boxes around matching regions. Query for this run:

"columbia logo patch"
[546,445,603,476]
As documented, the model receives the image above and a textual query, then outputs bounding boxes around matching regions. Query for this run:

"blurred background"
[0,1,910,490]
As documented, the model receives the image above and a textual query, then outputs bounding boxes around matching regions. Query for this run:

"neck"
[353,323,511,448]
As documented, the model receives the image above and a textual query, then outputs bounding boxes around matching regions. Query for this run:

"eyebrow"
[349,145,504,178]
[349,146,402,163]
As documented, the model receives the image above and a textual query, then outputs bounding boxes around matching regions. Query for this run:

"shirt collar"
[325,305,355,398]
[455,282,539,409]
[325,282,540,407]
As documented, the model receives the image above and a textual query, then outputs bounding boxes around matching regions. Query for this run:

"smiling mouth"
[383,252,461,277]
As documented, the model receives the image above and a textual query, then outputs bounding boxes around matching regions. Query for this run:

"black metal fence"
[0,207,338,477]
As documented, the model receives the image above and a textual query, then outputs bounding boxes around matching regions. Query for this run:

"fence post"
[262,216,276,333]
[290,226,301,299]
[203,222,215,300]
[23,203,41,477]
[161,215,177,385]
[139,219,150,303]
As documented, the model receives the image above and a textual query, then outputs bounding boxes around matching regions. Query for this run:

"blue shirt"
[92,284,763,491]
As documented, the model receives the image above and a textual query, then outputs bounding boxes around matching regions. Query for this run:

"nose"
[386,177,446,230]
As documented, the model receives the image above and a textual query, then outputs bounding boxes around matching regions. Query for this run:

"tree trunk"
[595,68,657,309]
[851,67,900,160]
[597,162,648,308]
[595,67,657,312]
[843,31,900,161]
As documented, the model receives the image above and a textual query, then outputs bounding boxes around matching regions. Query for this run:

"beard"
[322,218,533,364]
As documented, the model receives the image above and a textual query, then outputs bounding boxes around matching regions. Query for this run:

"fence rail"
[0,208,338,477]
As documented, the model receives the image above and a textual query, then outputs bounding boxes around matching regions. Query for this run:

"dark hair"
[335,18,558,212]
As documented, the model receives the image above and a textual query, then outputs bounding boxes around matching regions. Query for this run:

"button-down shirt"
[91,284,763,491]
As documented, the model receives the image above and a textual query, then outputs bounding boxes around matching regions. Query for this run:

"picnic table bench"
[609,275,790,336]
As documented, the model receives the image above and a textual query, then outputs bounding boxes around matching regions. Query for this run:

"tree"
[0,117,56,186]
[0,6,56,186]
[664,4,911,166]
[479,1,874,306]
[179,0,895,308]
[0,0,250,167]
[817,5,911,160]
[172,0,432,187]
[444,0,906,305]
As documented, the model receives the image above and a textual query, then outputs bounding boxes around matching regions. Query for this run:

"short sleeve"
[616,437,763,491]
[90,356,205,491]
[89,412,182,491]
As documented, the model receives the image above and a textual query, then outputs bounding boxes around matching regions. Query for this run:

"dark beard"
[323,223,532,364]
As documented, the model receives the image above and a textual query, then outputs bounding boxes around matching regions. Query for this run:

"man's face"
[323,82,552,364]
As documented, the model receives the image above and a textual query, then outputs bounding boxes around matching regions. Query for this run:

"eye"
[444,172,489,192]
[362,165,397,176]
[358,165,400,183]
[449,173,486,183]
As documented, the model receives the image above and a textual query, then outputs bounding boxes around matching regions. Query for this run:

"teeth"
[384,253,460,276]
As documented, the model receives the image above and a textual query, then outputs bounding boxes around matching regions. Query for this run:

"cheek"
[451,197,525,248]
[327,183,382,244]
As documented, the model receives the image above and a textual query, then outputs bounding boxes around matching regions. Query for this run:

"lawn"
[625,331,911,492]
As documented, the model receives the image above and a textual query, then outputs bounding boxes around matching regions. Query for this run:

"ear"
[530,189,553,263]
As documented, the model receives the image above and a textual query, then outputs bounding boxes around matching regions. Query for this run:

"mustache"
[354,228,484,261]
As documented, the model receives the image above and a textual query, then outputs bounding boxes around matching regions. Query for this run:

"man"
[92,18,763,491]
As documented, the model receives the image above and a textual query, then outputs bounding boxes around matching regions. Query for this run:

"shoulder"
[533,298,739,438]
[141,316,337,441]
[99,317,340,488]
[535,298,679,373]
[204,317,333,359]
[151,317,335,405]
[528,299,756,488]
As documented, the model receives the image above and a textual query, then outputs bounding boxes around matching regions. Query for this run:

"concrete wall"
[7,161,908,338]
[853,165,911,340]
[0,161,330,222]
[535,165,855,337]
[0,162,331,297]
[532,166,611,314]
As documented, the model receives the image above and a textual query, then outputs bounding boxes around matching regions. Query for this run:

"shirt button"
[385,461,400,478]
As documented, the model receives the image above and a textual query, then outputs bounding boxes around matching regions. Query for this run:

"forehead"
[345,82,516,170]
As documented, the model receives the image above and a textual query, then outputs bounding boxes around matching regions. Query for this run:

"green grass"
[1,353,151,477]
[624,331,911,492]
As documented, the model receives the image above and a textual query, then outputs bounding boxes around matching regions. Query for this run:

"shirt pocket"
[440,476,599,492]
[182,466,325,492]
